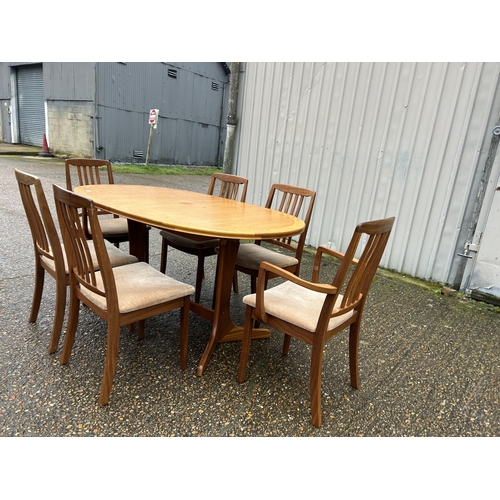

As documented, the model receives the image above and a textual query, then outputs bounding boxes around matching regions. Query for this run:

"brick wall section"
[47,101,94,157]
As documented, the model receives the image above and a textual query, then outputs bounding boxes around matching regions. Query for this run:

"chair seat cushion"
[236,243,298,270]
[80,262,194,314]
[160,230,220,250]
[41,240,138,274]
[243,281,354,332]
[89,217,129,237]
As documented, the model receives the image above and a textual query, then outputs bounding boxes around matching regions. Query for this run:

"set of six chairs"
[15,159,394,427]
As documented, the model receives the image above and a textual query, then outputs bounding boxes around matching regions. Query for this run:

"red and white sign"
[149,109,159,126]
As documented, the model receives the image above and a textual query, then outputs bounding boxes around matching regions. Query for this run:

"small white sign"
[149,109,159,128]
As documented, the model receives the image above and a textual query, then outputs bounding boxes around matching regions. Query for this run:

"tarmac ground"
[0,144,498,493]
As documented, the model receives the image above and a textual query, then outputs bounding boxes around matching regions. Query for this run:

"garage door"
[17,64,45,147]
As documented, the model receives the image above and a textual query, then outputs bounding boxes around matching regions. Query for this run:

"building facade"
[0,62,230,165]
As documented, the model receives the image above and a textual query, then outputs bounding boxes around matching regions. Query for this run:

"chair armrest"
[317,245,359,264]
[259,261,337,294]
[254,261,337,323]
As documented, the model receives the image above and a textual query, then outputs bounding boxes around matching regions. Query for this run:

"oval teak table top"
[75,184,305,240]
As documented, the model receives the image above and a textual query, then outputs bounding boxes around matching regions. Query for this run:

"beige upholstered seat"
[41,240,137,275]
[235,244,298,270]
[80,262,194,314]
[92,217,129,238]
[160,173,248,303]
[243,282,353,333]
[234,183,316,295]
[15,169,137,355]
[53,184,194,405]
[65,158,130,246]
[237,217,396,428]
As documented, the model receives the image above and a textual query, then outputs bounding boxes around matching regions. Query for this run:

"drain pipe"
[452,120,500,290]
[93,63,100,158]
[222,62,240,174]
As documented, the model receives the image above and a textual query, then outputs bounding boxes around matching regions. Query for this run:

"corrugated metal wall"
[233,62,500,284]
[95,62,229,165]
[44,62,95,100]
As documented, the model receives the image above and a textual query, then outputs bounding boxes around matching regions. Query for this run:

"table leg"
[196,239,270,376]
[127,219,149,263]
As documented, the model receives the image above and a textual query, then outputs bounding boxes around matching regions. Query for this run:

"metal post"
[146,123,153,167]
[222,62,240,174]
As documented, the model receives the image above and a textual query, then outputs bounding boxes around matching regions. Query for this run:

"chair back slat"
[208,173,248,202]
[77,164,100,187]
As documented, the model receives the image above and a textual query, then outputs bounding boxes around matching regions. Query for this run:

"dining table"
[74,183,305,376]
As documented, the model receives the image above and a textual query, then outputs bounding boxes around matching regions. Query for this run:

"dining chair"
[233,183,316,295]
[53,184,195,405]
[237,216,396,427]
[65,158,129,246]
[159,172,248,303]
[15,169,138,355]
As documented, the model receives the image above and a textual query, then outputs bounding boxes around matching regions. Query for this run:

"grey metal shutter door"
[17,64,45,147]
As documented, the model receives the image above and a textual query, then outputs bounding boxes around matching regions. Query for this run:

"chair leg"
[138,319,145,339]
[160,239,168,274]
[179,298,190,370]
[282,334,291,355]
[29,262,45,323]
[310,339,325,428]
[237,306,254,383]
[48,279,67,354]
[252,275,267,329]
[250,276,256,294]
[195,253,204,303]
[60,292,80,365]
[349,320,361,389]
[232,271,238,293]
[99,319,121,405]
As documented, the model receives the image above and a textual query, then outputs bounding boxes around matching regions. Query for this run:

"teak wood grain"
[74,184,304,240]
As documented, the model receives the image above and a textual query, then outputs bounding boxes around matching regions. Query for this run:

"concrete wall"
[47,100,94,157]
[0,101,3,140]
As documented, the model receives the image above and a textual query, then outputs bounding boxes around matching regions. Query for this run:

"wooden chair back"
[208,172,248,201]
[262,183,316,272]
[53,185,114,309]
[318,217,396,321]
[64,158,128,244]
[15,169,65,281]
[65,158,115,191]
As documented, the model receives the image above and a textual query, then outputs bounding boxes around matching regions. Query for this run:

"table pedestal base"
[196,326,270,377]
[127,221,270,376]
[193,238,271,376]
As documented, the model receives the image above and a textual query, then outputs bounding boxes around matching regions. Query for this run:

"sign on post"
[146,108,159,166]
[149,109,159,128]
